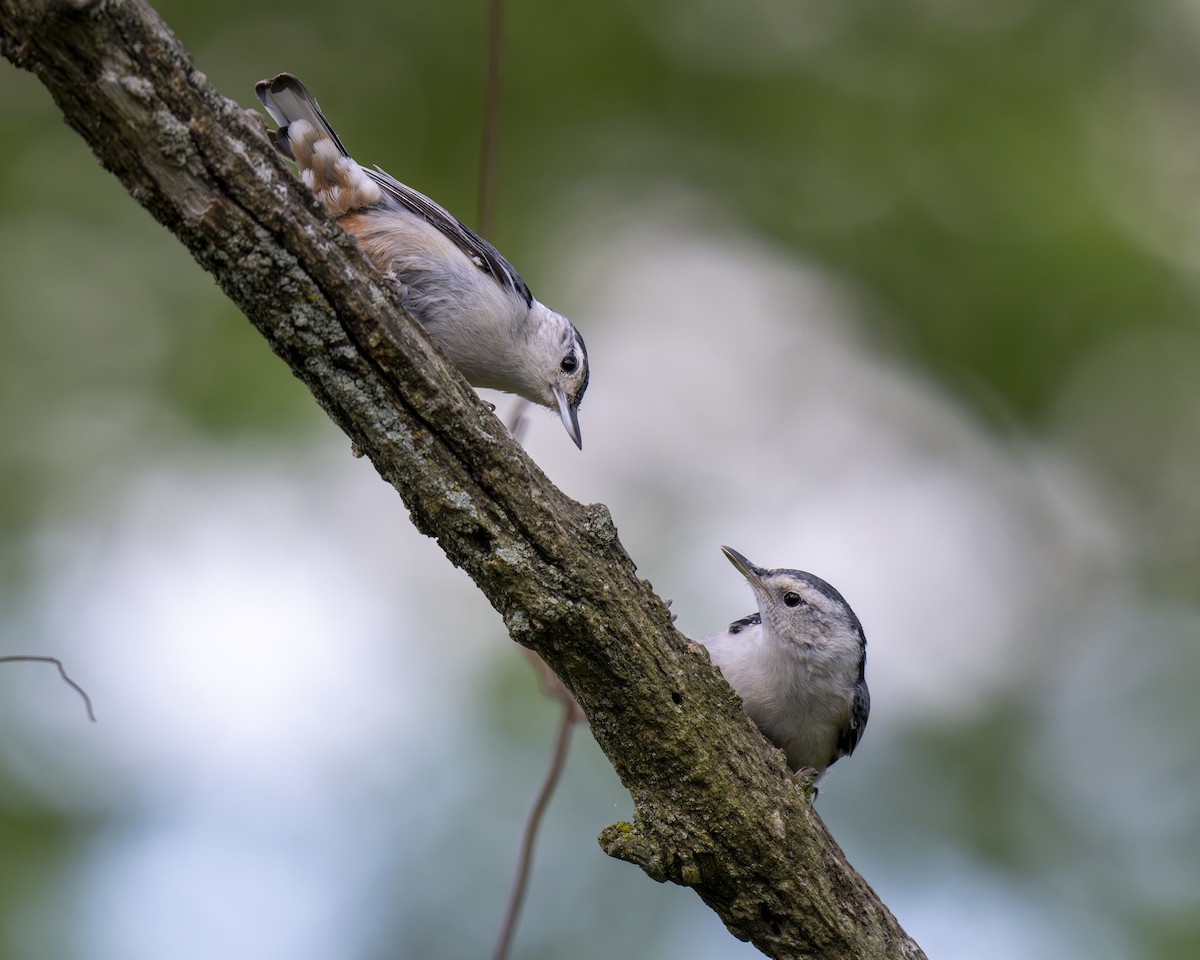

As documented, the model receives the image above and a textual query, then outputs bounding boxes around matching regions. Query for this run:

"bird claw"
[664,598,678,623]
[788,765,822,801]
[382,272,409,302]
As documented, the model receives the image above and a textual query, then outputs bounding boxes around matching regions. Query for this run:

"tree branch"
[0,1,925,955]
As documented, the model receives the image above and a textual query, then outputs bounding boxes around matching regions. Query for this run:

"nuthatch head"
[698,546,870,777]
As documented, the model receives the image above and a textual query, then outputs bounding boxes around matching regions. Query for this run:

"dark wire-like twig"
[491,687,581,960]
[478,0,535,451]
[0,655,96,722]
[479,0,533,442]
[477,0,505,237]
[474,2,583,954]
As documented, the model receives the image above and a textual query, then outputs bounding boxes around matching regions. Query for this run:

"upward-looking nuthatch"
[697,547,870,777]
[255,73,589,448]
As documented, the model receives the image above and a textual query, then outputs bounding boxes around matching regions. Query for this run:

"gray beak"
[552,384,582,450]
[721,546,765,588]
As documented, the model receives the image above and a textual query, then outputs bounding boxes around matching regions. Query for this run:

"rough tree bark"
[0,1,927,957]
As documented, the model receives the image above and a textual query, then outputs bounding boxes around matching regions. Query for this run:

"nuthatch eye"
[697,546,870,777]
[255,74,589,448]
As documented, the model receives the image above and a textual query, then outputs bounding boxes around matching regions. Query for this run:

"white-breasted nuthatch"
[255,73,589,448]
[697,546,870,777]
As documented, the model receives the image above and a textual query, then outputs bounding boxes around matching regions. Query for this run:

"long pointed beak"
[721,546,765,588]
[552,385,582,450]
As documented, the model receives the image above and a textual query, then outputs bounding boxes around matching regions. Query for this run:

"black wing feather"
[835,678,870,760]
[726,612,761,635]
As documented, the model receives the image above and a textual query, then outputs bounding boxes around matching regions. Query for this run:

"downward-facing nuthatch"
[697,547,870,777]
[256,73,589,448]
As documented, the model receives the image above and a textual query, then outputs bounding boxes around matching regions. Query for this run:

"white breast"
[697,621,853,772]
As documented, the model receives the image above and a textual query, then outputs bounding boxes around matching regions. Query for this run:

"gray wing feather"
[256,75,531,306]
[364,167,533,306]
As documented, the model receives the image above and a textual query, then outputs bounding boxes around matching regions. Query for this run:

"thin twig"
[521,647,585,723]
[491,694,579,960]
[0,655,97,722]
[477,0,505,237]
[477,4,583,951]
[504,397,531,446]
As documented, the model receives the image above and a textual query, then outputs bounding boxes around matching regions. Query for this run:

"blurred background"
[2,0,1199,957]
